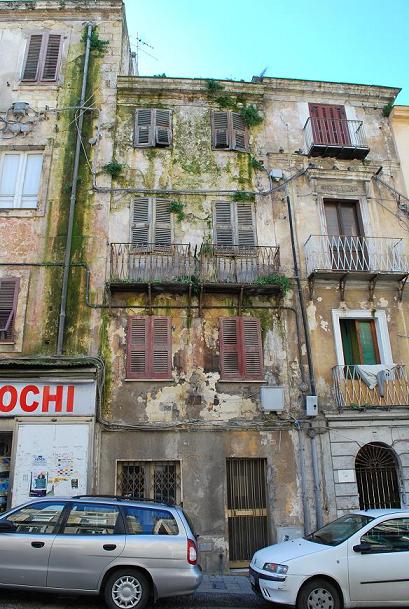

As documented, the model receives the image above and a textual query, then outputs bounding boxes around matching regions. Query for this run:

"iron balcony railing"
[333,365,409,410]
[199,245,280,285]
[304,117,368,153]
[110,243,196,284]
[305,235,409,276]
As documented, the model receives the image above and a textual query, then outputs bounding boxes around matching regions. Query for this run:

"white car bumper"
[249,566,304,606]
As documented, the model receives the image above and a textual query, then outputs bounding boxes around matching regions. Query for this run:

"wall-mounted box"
[260,386,285,412]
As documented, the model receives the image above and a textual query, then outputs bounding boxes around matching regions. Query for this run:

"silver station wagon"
[0,495,202,609]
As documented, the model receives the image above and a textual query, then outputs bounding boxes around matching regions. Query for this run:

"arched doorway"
[355,443,401,510]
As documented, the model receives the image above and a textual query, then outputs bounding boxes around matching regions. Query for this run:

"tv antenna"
[132,34,158,75]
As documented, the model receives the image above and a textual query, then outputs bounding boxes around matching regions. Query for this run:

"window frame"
[21,31,63,84]
[4,500,67,535]
[340,318,381,365]
[60,501,125,536]
[360,517,409,553]
[0,152,44,210]
[219,316,264,381]
[116,460,182,505]
[126,315,172,380]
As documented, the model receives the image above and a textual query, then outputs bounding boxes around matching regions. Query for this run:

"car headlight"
[263,563,288,575]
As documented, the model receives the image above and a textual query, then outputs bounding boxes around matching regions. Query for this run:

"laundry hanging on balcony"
[356,364,396,397]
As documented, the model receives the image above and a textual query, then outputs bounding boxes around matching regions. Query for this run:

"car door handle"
[31,541,45,548]
[103,544,117,551]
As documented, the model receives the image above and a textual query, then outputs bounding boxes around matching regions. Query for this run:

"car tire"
[297,578,341,609]
[104,569,150,609]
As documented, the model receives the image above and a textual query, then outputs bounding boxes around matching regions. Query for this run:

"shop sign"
[0,380,96,416]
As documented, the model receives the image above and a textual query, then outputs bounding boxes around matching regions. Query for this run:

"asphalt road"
[0,590,271,609]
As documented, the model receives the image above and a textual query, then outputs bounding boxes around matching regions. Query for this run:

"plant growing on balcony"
[168,201,185,221]
[102,161,124,179]
[176,274,200,295]
[254,274,291,295]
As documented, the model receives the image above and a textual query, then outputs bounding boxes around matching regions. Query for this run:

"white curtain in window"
[0,154,20,208]
[0,153,42,209]
[22,154,43,208]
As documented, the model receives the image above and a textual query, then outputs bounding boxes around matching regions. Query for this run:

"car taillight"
[187,538,197,565]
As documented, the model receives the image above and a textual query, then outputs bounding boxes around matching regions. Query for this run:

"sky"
[124,0,409,104]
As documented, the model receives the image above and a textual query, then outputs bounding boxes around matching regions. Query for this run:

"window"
[340,319,380,365]
[117,461,181,504]
[309,103,351,146]
[361,518,409,552]
[0,278,19,343]
[6,501,65,534]
[219,317,263,380]
[131,198,172,247]
[134,108,172,147]
[127,316,172,379]
[62,503,121,536]
[213,201,255,248]
[211,111,248,151]
[356,443,401,510]
[22,33,62,83]
[123,506,179,536]
[0,153,43,209]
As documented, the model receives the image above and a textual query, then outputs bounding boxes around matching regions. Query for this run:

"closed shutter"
[231,112,248,151]
[151,317,172,379]
[22,34,43,81]
[154,199,172,246]
[131,198,150,246]
[214,201,234,247]
[242,317,263,379]
[212,111,230,149]
[0,278,19,342]
[134,109,154,147]
[41,34,61,81]
[309,103,350,146]
[127,317,148,378]
[155,110,172,147]
[220,318,241,379]
[237,203,255,247]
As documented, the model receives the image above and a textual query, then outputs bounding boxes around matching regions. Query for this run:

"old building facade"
[1,0,409,575]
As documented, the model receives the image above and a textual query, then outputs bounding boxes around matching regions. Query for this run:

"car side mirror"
[0,520,16,533]
[353,542,373,554]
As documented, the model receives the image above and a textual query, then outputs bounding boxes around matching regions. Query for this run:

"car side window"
[361,518,409,552]
[62,503,121,536]
[6,501,65,534]
[123,506,179,535]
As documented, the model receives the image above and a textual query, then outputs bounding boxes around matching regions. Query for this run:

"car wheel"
[297,578,341,609]
[104,569,150,609]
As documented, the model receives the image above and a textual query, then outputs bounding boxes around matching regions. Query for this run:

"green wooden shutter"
[357,321,378,365]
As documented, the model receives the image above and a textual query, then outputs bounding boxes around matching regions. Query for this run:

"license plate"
[249,574,256,586]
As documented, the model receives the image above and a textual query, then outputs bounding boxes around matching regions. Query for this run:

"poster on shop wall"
[12,423,90,506]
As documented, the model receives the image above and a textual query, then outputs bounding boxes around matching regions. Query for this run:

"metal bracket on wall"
[398,274,409,303]
[147,283,152,315]
[368,274,378,303]
[308,275,315,301]
[339,274,348,302]
[238,286,244,316]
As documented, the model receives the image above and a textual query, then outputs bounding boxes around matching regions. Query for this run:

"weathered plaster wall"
[391,105,409,196]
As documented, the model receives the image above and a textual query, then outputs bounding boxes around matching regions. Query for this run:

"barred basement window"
[116,461,181,504]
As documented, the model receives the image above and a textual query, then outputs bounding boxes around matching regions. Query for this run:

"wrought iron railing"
[305,235,409,276]
[110,243,196,284]
[304,117,368,151]
[199,245,280,285]
[333,365,409,409]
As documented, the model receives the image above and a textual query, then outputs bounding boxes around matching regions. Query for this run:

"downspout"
[286,193,323,530]
[56,22,94,355]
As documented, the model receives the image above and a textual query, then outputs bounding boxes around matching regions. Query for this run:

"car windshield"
[304,514,374,547]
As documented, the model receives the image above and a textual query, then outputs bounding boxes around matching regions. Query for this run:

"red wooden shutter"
[212,112,230,148]
[151,317,172,379]
[22,34,43,81]
[0,278,19,342]
[242,317,263,379]
[134,109,154,147]
[41,34,61,81]
[309,103,350,146]
[231,112,248,151]
[127,317,148,378]
[219,318,241,379]
[154,110,172,147]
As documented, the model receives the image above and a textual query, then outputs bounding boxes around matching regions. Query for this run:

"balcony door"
[309,103,351,146]
[340,319,380,366]
[324,200,367,271]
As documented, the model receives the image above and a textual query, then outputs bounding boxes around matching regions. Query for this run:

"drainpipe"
[56,23,94,355]
[286,193,323,530]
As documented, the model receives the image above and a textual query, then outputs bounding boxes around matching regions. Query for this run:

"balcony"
[304,117,369,159]
[333,365,409,410]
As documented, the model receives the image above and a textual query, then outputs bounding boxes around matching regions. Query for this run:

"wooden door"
[324,200,367,270]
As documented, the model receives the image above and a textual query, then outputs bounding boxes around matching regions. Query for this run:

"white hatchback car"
[250,509,409,609]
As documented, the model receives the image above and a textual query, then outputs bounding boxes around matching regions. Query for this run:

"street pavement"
[0,576,271,609]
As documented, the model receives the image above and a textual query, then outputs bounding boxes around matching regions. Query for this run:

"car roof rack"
[72,494,179,507]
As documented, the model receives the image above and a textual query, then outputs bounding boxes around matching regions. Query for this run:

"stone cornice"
[117,77,264,100]
[391,105,409,123]
[0,0,123,13]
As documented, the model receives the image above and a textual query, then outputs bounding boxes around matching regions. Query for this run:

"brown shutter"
[242,317,263,379]
[212,111,230,149]
[236,203,256,247]
[151,317,172,379]
[127,317,148,378]
[22,34,43,81]
[134,109,154,147]
[154,199,172,246]
[131,198,150,245]
[41,34,61,81]
[0,278,19,342]
[214,201,234,247]
[155,109,172,147]
[231,112,248,151]
[309,103,350,146]
[219,317,241,379]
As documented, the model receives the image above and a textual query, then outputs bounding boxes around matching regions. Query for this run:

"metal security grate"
[355,443,401,510]
[117,461,181,504]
